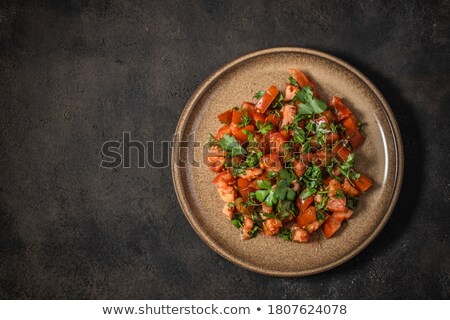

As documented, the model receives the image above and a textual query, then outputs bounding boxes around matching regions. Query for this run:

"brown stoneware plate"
[172,47,403,276]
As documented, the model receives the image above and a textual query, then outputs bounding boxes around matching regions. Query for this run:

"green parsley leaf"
[288,76,299,87]
[255,190,270,202]
[279,228,293,241]
[279,169,291,180]
[287,188,296,201]
[253,90,265,100]
[231,215,243,228]
[334,189,345,199]
[267,171,277,179]
[256,180,272,190]
[244,151,260,168]
[271,92,284,109]
[293,126,306,143]
[216,134,247,156]
[293,86,328,114]
[315,195,329,210]
[238,112,251,128]
[301,188,317,200]
[249,225,260,237]
[316,210,327,222]
[264,190,277,206]
[256,120,273,134]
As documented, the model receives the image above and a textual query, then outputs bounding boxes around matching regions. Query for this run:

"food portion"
[207,69,373,243]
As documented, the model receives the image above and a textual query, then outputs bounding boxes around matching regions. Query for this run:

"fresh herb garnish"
[301,188,317,200]
[253,90,265,100]
[217,134,246,156]
[256,120,273,134]
[238,112,251,128]
[334,189,345,199]
[271,92,284,109]
[231,215,243,228]
[293,86,328,114]
[315,195,328,210]
[288,76,299,87]
[279,228,293,241]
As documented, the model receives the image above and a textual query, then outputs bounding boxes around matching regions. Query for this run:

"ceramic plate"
[172,47,403,276]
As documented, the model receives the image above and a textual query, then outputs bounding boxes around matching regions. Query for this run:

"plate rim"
[171,47,404,277]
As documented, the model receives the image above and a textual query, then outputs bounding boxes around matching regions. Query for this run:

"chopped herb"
[293,126,306,143]
[253,90,265,100]
[249,225,260,237]
[208,133,216,147]
[315,195,328,210]
[334,189,345,199]
[271,92,284,109]
[231,163,246,177]
[293,86,328,114]
[244,150,261,168]
[238,112,251,128]
[316,210,327,221]
[217,134,246,156]
[302,140,311,154]
[288,76,299,87]
[267,171,277,179]
[280,228,293,241]
[256,120,273,134]
[231,215,243,228]
[301,188,317,200]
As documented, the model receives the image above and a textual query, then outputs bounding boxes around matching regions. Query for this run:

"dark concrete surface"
[0,0,449,299]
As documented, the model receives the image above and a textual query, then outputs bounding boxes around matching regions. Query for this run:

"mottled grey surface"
[0,0,449,299]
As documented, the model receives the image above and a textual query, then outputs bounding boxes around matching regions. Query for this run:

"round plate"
[172,47,403,276]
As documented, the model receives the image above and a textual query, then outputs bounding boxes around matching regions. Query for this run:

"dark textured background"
[0,0,449,299]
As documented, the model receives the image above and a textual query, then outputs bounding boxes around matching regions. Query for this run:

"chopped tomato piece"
[326,196,347,212]
[323,176,332,187]
[330,96,352,121]
[213,171,235,188]
[288,68,311,88]
[262,218,282,236]
[260,153,282,172]
[255,86,279,114]
[222,203,234,219]
[237,178,255,201]
[217,109,233,124]
[323,214,344,238]
[352,174,373,192]
[264,114,281,126]
[231,109,242,125]
[231,124,254,143]
[215,124,232,139]
[321,110,336,122]
[342,178,360,197]
[296,195,314,213]
[242,216,254,240]
[280,104,297,127]
[327,179,342,197]
[322,209,353,238]
[296,205,317,227]
[268,132,287,153]
[291,224,310,243]
[241,102,255,111]
[284,84,299,101]
[341,114,365,149]
[293,159,307,178]
[332,142,352,161]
